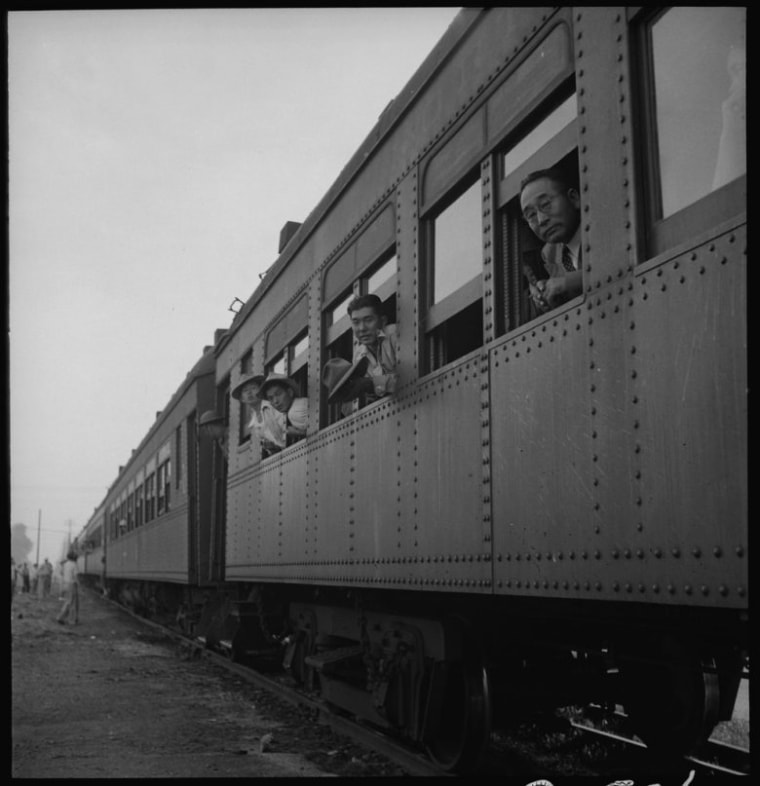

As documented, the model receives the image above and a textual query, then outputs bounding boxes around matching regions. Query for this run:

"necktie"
[561,245,574,272]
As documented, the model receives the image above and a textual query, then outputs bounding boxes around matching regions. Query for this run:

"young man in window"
[322,294,398,407]
[519,168,583,313]
[258,374,308,447]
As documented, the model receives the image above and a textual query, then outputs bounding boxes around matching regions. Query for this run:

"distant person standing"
[21,562,30,593]
[29,563,39,596]
[56,551,79,625]
[38,558,53,599]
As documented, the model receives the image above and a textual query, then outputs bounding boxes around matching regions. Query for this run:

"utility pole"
[36,509,41,565]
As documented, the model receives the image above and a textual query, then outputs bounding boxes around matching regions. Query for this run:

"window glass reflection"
[433,181,482,304]
[292,333,309,359]
[502,93,577,177]
[368,255,397,294]
[651,7,745,218]
[329,294,352,326]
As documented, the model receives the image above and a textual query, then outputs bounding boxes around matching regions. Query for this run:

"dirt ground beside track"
[11,587,406,778]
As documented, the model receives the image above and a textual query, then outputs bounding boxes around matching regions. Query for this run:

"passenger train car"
[78,7,746,772]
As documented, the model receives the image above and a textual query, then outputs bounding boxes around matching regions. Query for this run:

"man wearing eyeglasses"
[520,168,583,313]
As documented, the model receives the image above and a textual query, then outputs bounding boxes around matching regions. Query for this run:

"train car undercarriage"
[104,578,747,773]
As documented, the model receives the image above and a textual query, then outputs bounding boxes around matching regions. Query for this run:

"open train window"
[265,330,309,398]
[321,251,397,426]
[237,349,254,446]
[144,471,155,523]
[494,90,580,334]
[134,479,144,528]
[126,485,135,532]
[633,7,745,256]
[422,176,483,372]
[156,441,171,516]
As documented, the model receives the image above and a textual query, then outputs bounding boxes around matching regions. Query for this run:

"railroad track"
[569,718,750,778]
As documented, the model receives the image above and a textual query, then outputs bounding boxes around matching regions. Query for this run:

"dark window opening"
[496,149,579,334]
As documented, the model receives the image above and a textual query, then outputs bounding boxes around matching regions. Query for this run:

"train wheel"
[623,638,720,755]
[424,648,491,772]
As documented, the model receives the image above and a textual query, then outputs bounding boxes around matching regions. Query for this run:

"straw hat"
[259,373,300,400]
[231,373,265,400]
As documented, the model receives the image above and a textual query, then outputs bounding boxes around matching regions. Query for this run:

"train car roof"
[218,7,478,349]
[99,343,218,501]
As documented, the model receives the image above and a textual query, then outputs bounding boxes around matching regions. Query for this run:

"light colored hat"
[259,373,300,400]
[231,373,266,400]
[321,356,369,403]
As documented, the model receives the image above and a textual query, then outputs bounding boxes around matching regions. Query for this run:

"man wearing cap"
[258,374,308,447]
[231,373,285,456]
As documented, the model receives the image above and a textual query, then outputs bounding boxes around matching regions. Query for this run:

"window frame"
[631,7,746,258]
[320,249,398,426]
[421,171,485,373]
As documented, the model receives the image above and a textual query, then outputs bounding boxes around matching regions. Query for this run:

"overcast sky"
[8,7,462,563]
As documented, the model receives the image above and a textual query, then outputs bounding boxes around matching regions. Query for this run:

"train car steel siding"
[221,8,746,609]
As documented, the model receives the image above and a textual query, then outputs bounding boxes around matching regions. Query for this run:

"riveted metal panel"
[412,354,490,592]
[351,399,402,569]
[224,468,245,576]
[630,226,747,607]
[309,420,355,578]
[252,459,285,578]
[109,511,189,583]
[276,446,309,565]
[573,7,640,291]
[225,464,266,580]
[584,285,640,572]
[490,307,594,597]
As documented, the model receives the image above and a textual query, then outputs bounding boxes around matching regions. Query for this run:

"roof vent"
[278,221,302,253]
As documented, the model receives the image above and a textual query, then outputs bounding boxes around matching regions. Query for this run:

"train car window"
[494,89,579,334]
[264,295,309,414]
[288,331,309,400]
[321,252,397,426]
[265,329,309,404]
[157,462,167,515]
[126,487,134,532]
[157,440,171,515]
[237,349,254,446]
[327,292,353,331]
[145,472,155,523]
[423,176,483,371]
[323,288,357,426]
[135,483,143,528]
[174,425,182,491]
[501,94,577,178]
[635,7,745,255]
[368,254,398,324]
[267,353,287,376]
[164,458,171,511]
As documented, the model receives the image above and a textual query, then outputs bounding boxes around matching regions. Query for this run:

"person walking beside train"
[258,374,308,447]
[56,550,79,625]
[321,294,398,408]
[230,373,285,457]
[520,167,583,314]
